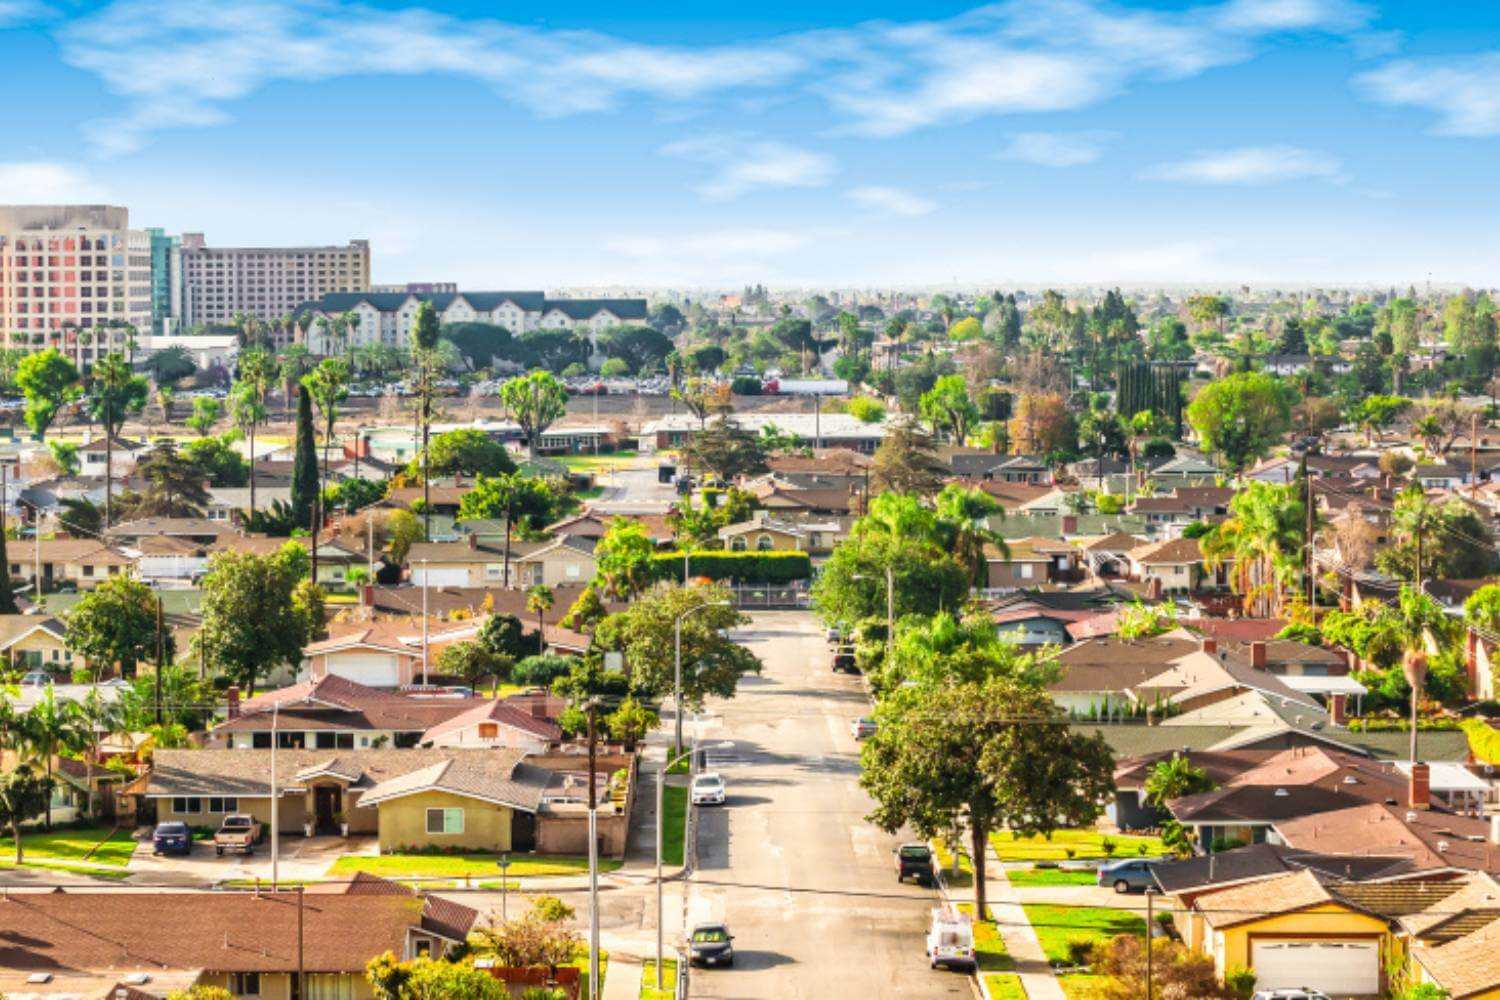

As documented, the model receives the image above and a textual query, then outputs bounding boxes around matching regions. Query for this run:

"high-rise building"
[178,234,370,333]
[0,205,153,364]
[146,228,180,336]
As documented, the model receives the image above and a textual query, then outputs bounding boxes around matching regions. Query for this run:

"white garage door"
[412,567,469,587]
[328,653,400,687]
[1251,939,1379,995]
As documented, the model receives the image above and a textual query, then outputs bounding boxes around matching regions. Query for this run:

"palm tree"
[1202,481,1306,617]
[527,584,554,650]
[20,687,89,829]
[89,352,138,529]
[156,386,175,426]
[233,349,276,516]
[934,485,1008,588]
[1402,649,1428,765]
[303,358,350,580]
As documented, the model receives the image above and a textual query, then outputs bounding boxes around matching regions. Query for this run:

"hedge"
[648,550,811,584]
[1463,718,1500,765]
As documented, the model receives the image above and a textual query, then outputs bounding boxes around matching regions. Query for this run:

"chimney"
[1408,762,1430,810]
[467,532,478,551]
[1329,693,1347,725]
[1061,515,1078,535]
[1249,641,1267,670]
[226,686,241,720]
[529,699,548,719]
[1200,636,1217,656]
[362,583,375,607]
[1147,576,1163,601]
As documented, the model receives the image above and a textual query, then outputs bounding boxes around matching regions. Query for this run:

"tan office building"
[178,232,370,332]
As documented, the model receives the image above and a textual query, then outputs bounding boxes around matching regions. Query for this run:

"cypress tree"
[290,383,319,530]
[0,517,15,614]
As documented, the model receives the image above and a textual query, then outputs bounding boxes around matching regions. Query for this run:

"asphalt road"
[685,611,969,1000]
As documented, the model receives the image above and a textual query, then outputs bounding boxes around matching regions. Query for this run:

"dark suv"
[895,843,935,886]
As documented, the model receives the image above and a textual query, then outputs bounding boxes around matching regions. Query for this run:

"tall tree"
[304,357,350,580]
[1185,371,1292,473]
[861,676,1114,919]
[934,484,1008,587]
[526,584,554,649]
[233,348,277,514]
[199,545,324,695]
[64,575,160,679]
[290,383,319,531]
[15,348,81,440]
[86,351,148,528]
[918,374,980,444]
[679,417,769,482]
[869,422,947,496]
[593,518,657,600]
[0,765,51,864]
[1201,481,1307,617]
[17,687,88,829]
[498,370,568,461]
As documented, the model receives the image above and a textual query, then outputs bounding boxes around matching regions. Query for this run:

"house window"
[413,938,433,958]
[730,538,746,552]
[173,796,202,814]
[208,797,238,813]
[251,732,272,749]
[315,732,337,749]
[1019,564,1034,580]
[756,535,774,551]
[426,808,464,834]
[566,564,580,579]
[229,972,261,996]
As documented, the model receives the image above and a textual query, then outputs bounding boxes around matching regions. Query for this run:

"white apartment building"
[297,290,649,354]
[0,205,153,364]
[178,233,370,333]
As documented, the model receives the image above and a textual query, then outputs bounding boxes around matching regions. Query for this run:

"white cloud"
[0,1,50,26]
[661,137,835,200]
[998,131,1112,166]
[0,162,109,201]
[1142,145,1343,185]
[1356,55,1500,136]
[52,0,1375,153]
[847,186,937,216]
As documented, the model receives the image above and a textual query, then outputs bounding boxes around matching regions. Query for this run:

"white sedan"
[690,773,727,806]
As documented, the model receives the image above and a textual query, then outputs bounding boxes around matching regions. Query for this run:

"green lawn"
[481,683,530,700]
[933,838,974,889]
[570,950,607,999]
[985,973,1027,1000]
[662,785,687,867]
[0,859,134,880]
[560,451,640,472]
[1020,904,1144,966]
[991,829,1164,862]
[1005,868,1097,888]
[328,853,622,880]
[955,903,1015,972]
[641,958,677,999]
[1058,974,1108,999]
[0,825,136,867]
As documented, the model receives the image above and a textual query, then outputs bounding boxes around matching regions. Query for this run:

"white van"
[925,907,975,971]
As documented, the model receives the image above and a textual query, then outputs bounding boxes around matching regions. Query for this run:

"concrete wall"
[377,789,513,854]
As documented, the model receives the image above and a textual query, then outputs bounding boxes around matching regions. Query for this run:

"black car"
[895,843,935,886]
[689,923,734,967]
[152,821,191,856]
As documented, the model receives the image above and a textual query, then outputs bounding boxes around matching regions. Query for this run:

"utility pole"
[270,702,280,889]
[421,559,430,686]
[33,507,40,603]
[1145,888,1156,1000]
[296,884,305,999]
[154,595,164,726]
[1471,411,1480,498]
[1301,450,1314,607]
[586,701,601,1000]
[366,511,374,579]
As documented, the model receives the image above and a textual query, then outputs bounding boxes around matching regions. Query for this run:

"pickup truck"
[895,843,935,886]
[214,814,263,856]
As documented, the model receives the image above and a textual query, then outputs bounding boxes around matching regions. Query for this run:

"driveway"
[127,834,366,885]
[686,611,967,999]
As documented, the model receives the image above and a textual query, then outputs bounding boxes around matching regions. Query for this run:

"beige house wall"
[376,790,513,853]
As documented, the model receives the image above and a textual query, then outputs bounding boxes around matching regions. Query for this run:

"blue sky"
[4,0,1500,289]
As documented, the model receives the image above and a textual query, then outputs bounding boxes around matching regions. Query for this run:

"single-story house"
[208,674,477,750]
[0,614,77,674]
[8,539,133,590]
[419,698,563,753]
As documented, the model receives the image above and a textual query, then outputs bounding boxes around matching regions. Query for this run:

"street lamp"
[657,741,734,991]
[496,852,512,922]
[673,601,730,755]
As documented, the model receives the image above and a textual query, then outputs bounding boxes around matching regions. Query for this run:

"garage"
[411,567,469,587]
[1251,939,1380,995]
[328,652,401,687]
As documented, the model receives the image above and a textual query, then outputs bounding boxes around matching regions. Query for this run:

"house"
[1188,868,1392,995]
[1074,531,1148,578]
[419,698,563,752]
[753,484,856,515]
[207,674,478,750]
[205,484,293,523]
[988,599,1097,647]
[9,539,133,590]
[1148,453,1221,485]
[987,455,1051,485]
[0,880,477,999]
[77,435,148,476]
[509,535,599,588]
[301,618,477,688]
[106,516,237,545]
[718,511,843,555]
[982,537,1077,590]
[1126,537,1222,593]
[406,537,547,588]
[639,412,888,454]
[1415,462,1466,490]
[546,510,674,546]
[0,614,77,674]
[1402,872,1500,999]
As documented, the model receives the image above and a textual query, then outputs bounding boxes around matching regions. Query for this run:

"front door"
[314,786,341,833]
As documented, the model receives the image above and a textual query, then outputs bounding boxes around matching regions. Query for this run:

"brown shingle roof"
[1198,869,1337,928]
[1413,918,1500,998]
[420,698,563,744]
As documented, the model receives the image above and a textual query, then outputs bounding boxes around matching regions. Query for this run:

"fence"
[724,584,811,609]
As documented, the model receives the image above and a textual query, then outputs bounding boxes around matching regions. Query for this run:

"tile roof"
[1412,916,1500,998]
[1130,537,1205,565]
[1334,879,1470,920]
[356,756,551,812]
[1401,872,1500,939]
[0,888,459,975]
[1198,869,1338,928]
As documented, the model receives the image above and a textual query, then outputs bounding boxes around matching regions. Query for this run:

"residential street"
[685,610,968,999]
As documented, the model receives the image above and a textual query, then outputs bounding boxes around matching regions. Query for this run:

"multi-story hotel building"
[0,205,153,365]
[178,233,370,332]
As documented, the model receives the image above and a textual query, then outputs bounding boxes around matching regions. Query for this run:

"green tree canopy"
[592,584,759,707]
[411,429,517,480]
[1185,371,1293,472]
[199,545,324,694]
[15,348,81,438]
[498,370,568,460]
[64,575,163,678]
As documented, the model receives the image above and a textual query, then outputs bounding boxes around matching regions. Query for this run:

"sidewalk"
[983,847,1064,1000]
[600,953,642,1000]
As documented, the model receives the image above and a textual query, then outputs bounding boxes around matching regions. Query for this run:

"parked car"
[152,821,192,856]
[895,843,935,886]
[832,645,858,672]
[1251,992,1330,1000]
[850,717,877,740]
[1098,858,1157,893]
[213,814,264,856]
[925,907,975,971]
[825,628,842,644]
[18,671,52,686]
[690,773,726,806]
[688,923,734,967]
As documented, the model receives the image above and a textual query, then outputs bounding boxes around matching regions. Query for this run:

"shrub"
[1065,936,1095,967]
[1063,847,1076,860]
[730,376,762,395]
[646,549,811,584]
[1224,966,1257,999]
[1100,836,1117,857]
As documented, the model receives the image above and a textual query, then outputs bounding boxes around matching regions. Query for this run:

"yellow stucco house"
[1192,870,1391,996]
[0,614,78,675]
